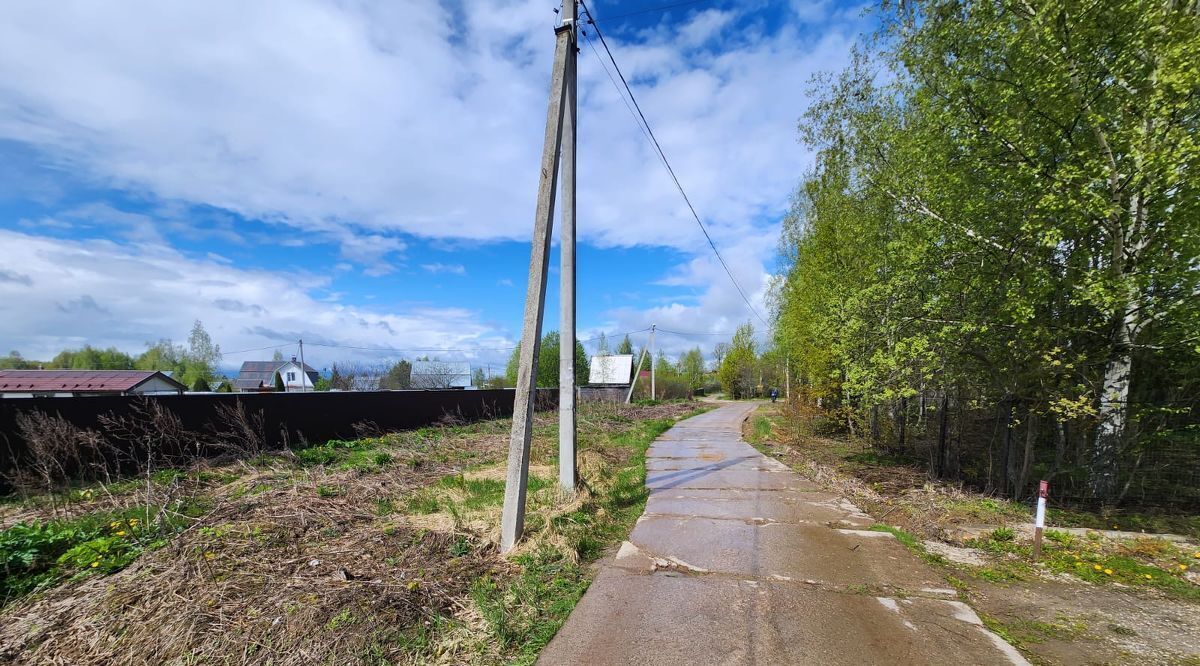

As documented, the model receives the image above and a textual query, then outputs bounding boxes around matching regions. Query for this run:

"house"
[235,358,319,392]
[580,354,635,404]
[409,361,472,389]
[0,370,187,398]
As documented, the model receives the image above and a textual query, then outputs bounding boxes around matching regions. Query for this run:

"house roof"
[236,360,317,384]
[410,361,472,388]
[0,370,186,393]
[588,354,633,385]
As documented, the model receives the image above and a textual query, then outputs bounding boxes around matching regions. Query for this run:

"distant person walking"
[770,388,778,403]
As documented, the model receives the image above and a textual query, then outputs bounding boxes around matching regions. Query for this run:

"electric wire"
[578,0,770,327]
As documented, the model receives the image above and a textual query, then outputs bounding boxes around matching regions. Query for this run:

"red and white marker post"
[1032,480,1049,560]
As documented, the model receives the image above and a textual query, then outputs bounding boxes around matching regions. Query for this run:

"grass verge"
[0,401,707,664]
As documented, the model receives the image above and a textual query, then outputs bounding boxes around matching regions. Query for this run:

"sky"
[0,0,872,375]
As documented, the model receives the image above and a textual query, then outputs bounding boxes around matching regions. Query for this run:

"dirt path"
[538,403,1029,665]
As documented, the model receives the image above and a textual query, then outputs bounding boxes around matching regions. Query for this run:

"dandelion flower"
[1144,574,1153,580]
[1104,569,1113,575]
[1180,564,1189,572]
[90,561,99,568]
[1093,564,1103,571]
[116,531,127,536]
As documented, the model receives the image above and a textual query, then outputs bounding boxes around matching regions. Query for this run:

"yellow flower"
[116,531,127,537]
[1093,564,1103,571]
[1144,574,1153,580]
[1104,569,1113,575]
[90,561,99,568]
[204,552,216,560]
[109,521,120,528]
[1179,564,1189,572]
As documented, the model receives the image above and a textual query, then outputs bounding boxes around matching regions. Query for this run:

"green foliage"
[0,509,181,604]
[775,1,1200,500]
[717,323,757,398]
[381,360,412,390]
[505,331,589,388]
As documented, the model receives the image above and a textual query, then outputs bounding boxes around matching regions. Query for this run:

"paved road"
[539,403,1029,665]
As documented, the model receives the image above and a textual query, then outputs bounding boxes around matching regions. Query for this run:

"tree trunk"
[897,397,908,453]
[870,405,880,444]
[1091,301,1138,501]
[1000,400,1014,496]
[1016,410,1037,500]
[1051,419,1066,478]
[936,393,949,478]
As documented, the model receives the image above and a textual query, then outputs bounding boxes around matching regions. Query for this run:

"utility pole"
[299,339,307,393]
[649,324,656,401]
[625,346,648,404]
[558,0,578,494]
[501,11,575,554]
[785,353,790,400]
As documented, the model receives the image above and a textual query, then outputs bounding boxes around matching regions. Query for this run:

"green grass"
[465,410,703,664]
[962,528,1200,600]
[868,523,946,566]
[979,612,1087,650]
[0,501,200,604]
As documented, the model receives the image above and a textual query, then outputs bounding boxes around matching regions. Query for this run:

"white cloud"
[421,262,466,275]
[0,1,867,343]
[0,230,514,368]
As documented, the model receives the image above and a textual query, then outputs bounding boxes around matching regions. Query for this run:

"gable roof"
[0,370,186,393]
[237,360,317,384]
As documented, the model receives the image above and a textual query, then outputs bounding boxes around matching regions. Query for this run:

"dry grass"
[0,401,702,665]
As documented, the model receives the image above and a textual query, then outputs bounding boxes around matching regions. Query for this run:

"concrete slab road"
[538,403,1029,666]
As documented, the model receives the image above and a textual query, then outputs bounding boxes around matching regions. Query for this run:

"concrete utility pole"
[558,0,578,494]
[501,12,575,554]
[299,339,307,393]
[649,324,656,401]
[625,346,648,404]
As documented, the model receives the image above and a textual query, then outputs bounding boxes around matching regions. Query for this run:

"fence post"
[1032,480,1049,560]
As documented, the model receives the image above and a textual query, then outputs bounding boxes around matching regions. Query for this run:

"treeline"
[2,321,224,390]
[775,0,1199,506]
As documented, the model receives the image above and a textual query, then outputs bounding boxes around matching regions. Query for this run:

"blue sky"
[0,0,871,373]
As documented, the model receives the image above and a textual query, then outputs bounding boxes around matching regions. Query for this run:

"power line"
[221,343,294,356]
[655,327,735,337]
[578,0,770,327]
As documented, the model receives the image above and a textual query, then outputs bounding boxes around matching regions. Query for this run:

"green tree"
[775,0,1200,501]
[679,347,706,391]
[505,331,589,388]
[615,335,634,355]
[718,324,756,399]
[381,360,412,390]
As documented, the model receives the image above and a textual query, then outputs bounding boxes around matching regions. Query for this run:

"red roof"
[0,370,183,393]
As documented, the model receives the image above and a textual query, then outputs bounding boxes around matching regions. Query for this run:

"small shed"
[582,354,634,404]
[588,354,634,386]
